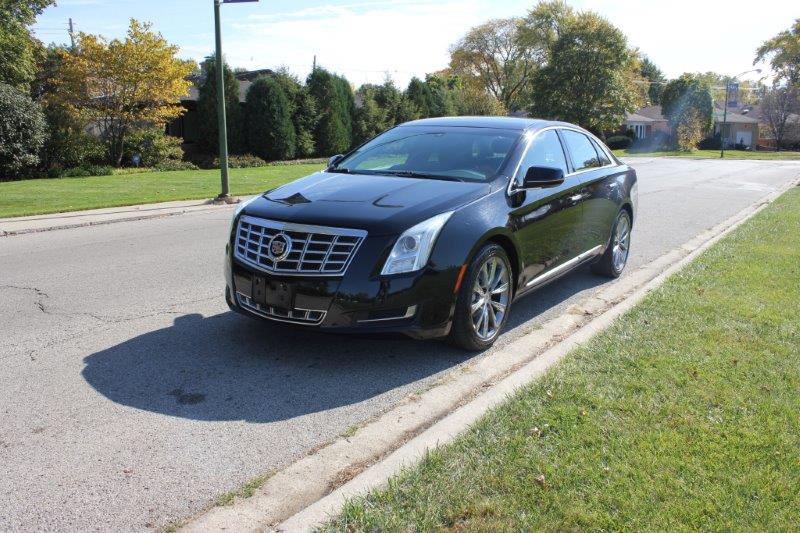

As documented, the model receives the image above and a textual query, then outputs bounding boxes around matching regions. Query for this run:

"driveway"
[1,158,798,531]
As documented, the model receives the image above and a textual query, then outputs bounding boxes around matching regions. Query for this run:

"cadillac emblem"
[267,233,291,261]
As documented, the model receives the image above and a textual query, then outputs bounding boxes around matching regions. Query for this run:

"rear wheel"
[448,243,512,351]
[592,209,631,278]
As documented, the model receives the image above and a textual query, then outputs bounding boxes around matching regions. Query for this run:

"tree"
[0,82,47,178]
[674,109,706,151]
[306,68,354,155]
[405,75,454,118]
[761,86,800,149]
[661,74,713,148]
[34,45,103,172]
[196,54,244,155]
[244,76,296,161]
[756,18,800,87]
[57,19,195,166]
[354,84,390,145]
[272,67,317,157]
[0,0,55,90]
[529,11,642,134]
[640,55,666,104]
[449,17,538,111]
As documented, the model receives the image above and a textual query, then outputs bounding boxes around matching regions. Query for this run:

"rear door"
[558,129,611,254]
[509,129,585,286]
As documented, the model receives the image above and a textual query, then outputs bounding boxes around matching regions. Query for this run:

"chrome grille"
[235,215,367,276]
[237,294,326,325]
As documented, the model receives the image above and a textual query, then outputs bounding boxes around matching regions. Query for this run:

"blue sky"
[33,0,798,87]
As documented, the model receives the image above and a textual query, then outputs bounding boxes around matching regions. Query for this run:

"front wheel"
[448,243,513,351]
[592,209,632,278]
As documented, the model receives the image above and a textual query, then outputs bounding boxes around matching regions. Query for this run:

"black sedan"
[225,117,637,350]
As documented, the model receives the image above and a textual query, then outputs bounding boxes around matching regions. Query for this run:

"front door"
[509,129,585,286]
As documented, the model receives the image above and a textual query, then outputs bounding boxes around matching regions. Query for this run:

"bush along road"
[324,186,800,531]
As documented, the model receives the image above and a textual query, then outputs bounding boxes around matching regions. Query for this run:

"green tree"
[405,75,454,118]
[661,73,713,148]
[640,55,666,104]
[0,0,55,90]
[272,68,317,157]
[529,10,642,134]
[306,68,354,155]
[58,19,195,166]
[449,17,538,111]
[756,18,800,87]
[244,75,296,161]
[0,82,47,178]
[33,46,103,172]
[196,54,243,155]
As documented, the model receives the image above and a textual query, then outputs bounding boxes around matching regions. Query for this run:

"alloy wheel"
[470,256,510,341]
[612,213,631,272]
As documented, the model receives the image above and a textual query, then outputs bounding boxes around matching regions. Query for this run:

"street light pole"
[213,0,231,201]
[720,68,762,159]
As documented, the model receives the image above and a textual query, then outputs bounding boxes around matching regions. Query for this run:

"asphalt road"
[1,158,798,531]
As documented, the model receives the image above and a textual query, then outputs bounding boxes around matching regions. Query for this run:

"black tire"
[592,209,632,278]
[448,243,513,351]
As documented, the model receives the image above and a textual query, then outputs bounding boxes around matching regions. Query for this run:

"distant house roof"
[713,109,759,124]
[180,69,272,104]
[625,105,666,124]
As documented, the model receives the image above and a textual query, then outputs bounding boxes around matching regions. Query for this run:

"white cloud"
[217,0,527,87]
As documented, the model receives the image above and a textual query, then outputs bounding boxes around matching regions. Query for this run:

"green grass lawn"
[325,187,800,531]
[0,164,323,218]
[613,148,800,160]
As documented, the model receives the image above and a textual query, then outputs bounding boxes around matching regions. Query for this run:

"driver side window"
[517,130,568,180]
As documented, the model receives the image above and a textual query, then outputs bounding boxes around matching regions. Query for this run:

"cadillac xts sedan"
[224,117,637,350]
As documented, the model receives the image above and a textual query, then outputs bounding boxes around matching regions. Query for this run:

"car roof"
[399,116,577,133]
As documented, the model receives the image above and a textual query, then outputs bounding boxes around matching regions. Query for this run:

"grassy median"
[325,186,800,531]
[613,148,800,160]
[0,163,323,218]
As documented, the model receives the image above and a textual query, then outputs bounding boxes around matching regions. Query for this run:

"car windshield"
[331,126,522,183]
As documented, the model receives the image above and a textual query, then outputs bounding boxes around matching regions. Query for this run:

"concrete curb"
[0,197,242,237]
[179,178,798,533]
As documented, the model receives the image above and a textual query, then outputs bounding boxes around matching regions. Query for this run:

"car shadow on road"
[81,266,607,423]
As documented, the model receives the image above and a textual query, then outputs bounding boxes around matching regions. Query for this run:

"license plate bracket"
[264,278,294,309]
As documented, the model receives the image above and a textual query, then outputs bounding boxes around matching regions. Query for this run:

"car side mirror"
[328,154,344,168]
[523,166,565,188]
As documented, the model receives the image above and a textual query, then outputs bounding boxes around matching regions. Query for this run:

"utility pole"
[68,18,75,49]
[213,0,231,201]
[312,55,316,72]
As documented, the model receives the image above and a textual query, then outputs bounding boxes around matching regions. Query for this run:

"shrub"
[185,153,268,169]
[245,76,296,161]
[606,135,632,149]
[698,134,721,150]
[122,128,184,167]
[0,83,47,179]
[154,160,199,172]
[61,165,114,177]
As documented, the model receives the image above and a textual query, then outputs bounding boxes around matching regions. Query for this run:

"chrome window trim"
[235,215,368,277]
[507,125,618,196]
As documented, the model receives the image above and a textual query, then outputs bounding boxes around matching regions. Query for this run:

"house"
[622,104,761,149]
[166,69,272,145]
[622,105,669,139]
[713,107,759,149]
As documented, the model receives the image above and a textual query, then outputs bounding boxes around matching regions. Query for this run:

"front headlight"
[381,212,454,275]
[229,194,260,233]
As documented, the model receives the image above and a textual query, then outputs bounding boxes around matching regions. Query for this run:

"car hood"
[242,171,492,236]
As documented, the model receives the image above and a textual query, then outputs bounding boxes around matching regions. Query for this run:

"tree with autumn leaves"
[57,19,195,166]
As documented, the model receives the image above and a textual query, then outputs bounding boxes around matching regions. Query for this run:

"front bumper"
[224,236,458,340]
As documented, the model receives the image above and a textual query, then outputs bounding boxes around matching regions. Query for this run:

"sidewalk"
[0,197,243,236]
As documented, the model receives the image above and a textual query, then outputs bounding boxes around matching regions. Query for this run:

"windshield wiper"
[382,170,464,182]
[327,167,352,174]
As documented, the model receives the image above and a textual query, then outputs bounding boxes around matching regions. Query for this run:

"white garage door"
[736,131,753,148]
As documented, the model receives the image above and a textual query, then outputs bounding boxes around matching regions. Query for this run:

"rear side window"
[517,129,568,177]
[590,138,612,166]
[561,130,601,172]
